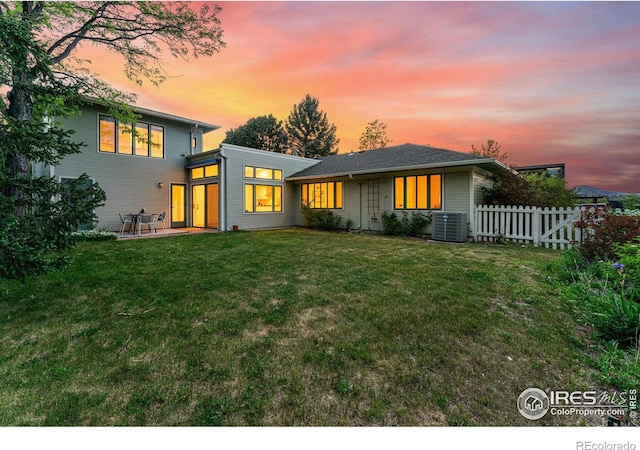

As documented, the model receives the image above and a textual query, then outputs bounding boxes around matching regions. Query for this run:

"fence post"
[532,207,540,247]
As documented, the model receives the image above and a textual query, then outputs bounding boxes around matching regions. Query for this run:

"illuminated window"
[150,125,164,158]
[99,116,116,153]
[394,175,442,210]
[118,124,133,154]
[301,182,343,209]
[99,115,163,158]
[244,166,283,181]
[191,164,218,180]
[245,184,282,213]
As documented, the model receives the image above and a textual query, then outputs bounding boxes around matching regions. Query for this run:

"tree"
[285,94,339,158]
[0,2,225,279]
[358,119,391,151]
[471,139,509,163]
[223,115,289,153]
[483,171,576,208]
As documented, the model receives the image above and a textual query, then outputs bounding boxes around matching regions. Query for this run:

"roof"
[287,143,508,180]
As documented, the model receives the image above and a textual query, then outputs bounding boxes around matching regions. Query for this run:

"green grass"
[0,229,595,425]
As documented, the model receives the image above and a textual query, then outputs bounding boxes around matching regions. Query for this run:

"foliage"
[574,207,640,261]
[285,94,339,158]
[0,174,105,280]
[301,205,344,230]
[223,115,289,153]
[0,2,225,279]
[470,139,508,163]
[358,119,391,151]
[483,171,576,208]
[623,194,640,211]
[594,341,639,392]
[381,211,432,237]
[71,229,118,242]
[553,246,640,391]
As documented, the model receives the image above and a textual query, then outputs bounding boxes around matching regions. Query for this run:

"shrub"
[71,229,118,241]
[381,211,431,237]
[301,206,344,231]
[574,207,640,261]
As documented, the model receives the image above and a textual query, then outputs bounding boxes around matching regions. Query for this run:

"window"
[244,166,283,181]
[99,115,164,158]
[301,182,343,209]
[394,174,442,210]
[99,116,116,153]
[245,184,282,213]
[191,164,218,180]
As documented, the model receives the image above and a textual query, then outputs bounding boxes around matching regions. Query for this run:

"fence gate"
[474,205,583,249]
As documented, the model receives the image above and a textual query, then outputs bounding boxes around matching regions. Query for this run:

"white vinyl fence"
[474,205,584,249]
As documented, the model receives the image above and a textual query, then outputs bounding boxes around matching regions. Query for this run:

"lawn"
[0,229,595,425]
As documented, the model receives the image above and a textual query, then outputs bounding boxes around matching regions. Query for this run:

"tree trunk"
[5,69,33,214]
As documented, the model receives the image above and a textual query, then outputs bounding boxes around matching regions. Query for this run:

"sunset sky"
[80,1,639,193]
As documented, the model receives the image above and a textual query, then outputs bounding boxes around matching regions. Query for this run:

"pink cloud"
[65,1,640,193]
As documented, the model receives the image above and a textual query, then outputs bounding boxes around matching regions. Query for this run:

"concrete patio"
[117,227,219,240]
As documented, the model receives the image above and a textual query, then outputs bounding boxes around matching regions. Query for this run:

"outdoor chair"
[137,213,157,234]
[119,213,134,235]
[156,211,167,232]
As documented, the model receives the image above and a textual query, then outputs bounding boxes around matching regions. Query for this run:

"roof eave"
[286,158,508,181]
[81,96,220,133]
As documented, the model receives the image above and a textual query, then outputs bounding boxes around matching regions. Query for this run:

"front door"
[170,183,187,228]
[192,183,218,229]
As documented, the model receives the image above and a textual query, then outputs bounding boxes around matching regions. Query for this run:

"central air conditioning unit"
[432,211,468,243]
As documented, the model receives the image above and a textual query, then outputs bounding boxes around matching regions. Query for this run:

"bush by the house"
[574,206,640,261]
[301,205,344,231]
[381,211,431,237]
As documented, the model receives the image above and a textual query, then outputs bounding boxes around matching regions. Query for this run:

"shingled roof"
[287,143,506,180]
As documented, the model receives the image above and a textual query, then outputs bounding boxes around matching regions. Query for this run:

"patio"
[117,227,219,240]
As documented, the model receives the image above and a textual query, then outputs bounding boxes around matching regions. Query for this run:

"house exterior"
[49,103,512,238]
[37,101,220,231]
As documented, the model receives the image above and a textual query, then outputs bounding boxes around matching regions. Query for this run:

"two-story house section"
[41,101,220,231]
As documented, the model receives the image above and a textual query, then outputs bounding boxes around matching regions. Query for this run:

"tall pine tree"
[285,94,339,158]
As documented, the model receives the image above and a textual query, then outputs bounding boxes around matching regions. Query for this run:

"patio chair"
[137,213,157,234]
[119,213,134,235]
[157,211,168,232]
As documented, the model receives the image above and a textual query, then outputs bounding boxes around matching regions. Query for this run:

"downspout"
[350,173,363,229]
[219,147,228,231]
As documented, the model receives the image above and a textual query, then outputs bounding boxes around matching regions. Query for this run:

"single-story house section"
[286,144,511,235]
[46,103,512,238]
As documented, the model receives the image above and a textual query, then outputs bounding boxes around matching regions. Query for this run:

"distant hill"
[573,185,632,199]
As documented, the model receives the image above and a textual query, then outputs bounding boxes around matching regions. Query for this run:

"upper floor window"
[301,182,343,209]
[244,165,283,181]
[99,115,164,159]
[394,174,442,210]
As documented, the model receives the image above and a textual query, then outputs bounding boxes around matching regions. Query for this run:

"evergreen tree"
[285,94,339,158]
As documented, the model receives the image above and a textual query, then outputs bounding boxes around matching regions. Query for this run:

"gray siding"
[55,105,196,231]
[443,171,471,214]
[218,144,319,231]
